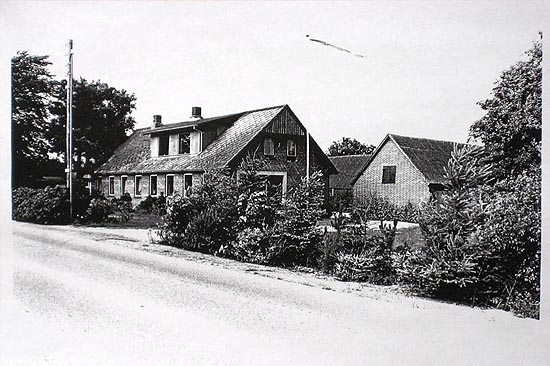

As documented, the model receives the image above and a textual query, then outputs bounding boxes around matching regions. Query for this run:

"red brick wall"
[353,139,430,206]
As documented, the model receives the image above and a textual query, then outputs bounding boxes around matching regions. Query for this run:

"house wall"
[100,172,203,206]
[354,139,430,206]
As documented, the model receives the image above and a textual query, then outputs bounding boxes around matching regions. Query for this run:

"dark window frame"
[166,174,175,196]
[179,133,190,154]
[121,175,128,195]
[263,138,274,156]
[183,173,193,197]
[108,176,115,195]
[158,135,169,156]
[287,139,296,157]
[135,175,142,197]
[382,165,396,184]
[150,175,158,196]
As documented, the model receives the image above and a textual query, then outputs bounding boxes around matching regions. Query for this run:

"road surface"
[1,222,547,365]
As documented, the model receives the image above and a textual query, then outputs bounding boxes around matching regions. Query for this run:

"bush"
[86,197,113,223]
[266,171,325,266]
[397,145,492,302]
[356,193,419,223]
[12,185,70,224]
[110,193,134,222]
[332,217,397,285]
[137,195,157,212]
[157,168,240,252]
[473,170,541,317]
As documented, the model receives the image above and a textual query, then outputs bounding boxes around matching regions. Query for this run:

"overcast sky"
[2,0,546,150]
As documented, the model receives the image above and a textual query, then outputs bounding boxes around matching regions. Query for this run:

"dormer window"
[158,135,169,156]
[264,138,274,156]
[179,133,190,154]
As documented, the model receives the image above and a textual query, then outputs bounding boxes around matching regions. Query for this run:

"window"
[287,139,296,157]
[264,138,274,156]
[150,175,158,196]
[135,175,142,197]
[166,175,174,196]
[382,166,396,184]
[121,176,128,195]
[183,174,193,197]
[108,176,115,195]
[179,133,190,154]
[159,135,169,156]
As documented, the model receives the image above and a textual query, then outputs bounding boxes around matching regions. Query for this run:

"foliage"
[473,170,541,317]
[397,144,541,317]
[109,193,134,222]
[86,197,113,223]
[327,137,375,156]
[266,172,325,266]
[355,193,419,223]
[158,168,240,252]
[12,185,70,224]
[48,78,136,177]
[398,145,492,302]
[332,213,397,284]
[469,41,542,179]
[11,51,55,188]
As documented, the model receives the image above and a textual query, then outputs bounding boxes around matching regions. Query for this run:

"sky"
[1,0,547,151]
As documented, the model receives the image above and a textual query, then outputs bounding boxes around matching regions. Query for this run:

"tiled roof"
[389,134,471,184]
[96,105,285,174]
[328,154,371,189]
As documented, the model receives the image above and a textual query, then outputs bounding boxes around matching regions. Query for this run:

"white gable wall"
[353,139,430,206]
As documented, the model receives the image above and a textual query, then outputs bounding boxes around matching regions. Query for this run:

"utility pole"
[306,130,310,183]
[66,40,74,219]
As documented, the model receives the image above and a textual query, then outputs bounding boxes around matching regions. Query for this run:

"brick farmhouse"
[352,134,470,206]
[95,105,336,205]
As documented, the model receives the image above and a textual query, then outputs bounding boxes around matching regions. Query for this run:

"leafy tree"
[327,137,375,156]
[48,78,137,176]
[11,51,55,188]
[469,41,542,179]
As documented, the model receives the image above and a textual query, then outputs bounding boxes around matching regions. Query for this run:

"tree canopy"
[11,51,55,188]
[469,41,542,179]
[48,78,137,176]
[327,137,375,156]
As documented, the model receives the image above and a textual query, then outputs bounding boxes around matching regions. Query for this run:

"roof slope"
[96,105,286,174]
[328,154,371,189]
[390,134,471,184]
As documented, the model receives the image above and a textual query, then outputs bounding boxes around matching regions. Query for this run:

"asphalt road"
[1,223,547,365]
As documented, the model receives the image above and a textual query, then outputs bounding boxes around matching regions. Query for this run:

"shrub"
[86,196,113,223]
[473,170,541,317]
[332,217,397,284]
[264,171,326,267]
[356,193,419,223]
[157,168,240,252]
[110,193,134,222]
[12,185,70,224]
[137,195,157,212]
[397,145,492,302]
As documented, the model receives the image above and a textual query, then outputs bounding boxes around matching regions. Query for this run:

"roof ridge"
[328,154,372,158]
[388,133,470,146]
[168,104,287,126]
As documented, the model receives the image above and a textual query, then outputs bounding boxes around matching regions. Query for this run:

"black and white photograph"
[1,1,548,365]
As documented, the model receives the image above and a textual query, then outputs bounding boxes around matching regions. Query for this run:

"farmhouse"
[95,105,336,205]
[353,134,470,206]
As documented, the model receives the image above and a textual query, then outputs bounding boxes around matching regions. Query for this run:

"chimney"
[152,115,162,128]
[191,106,202,119]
